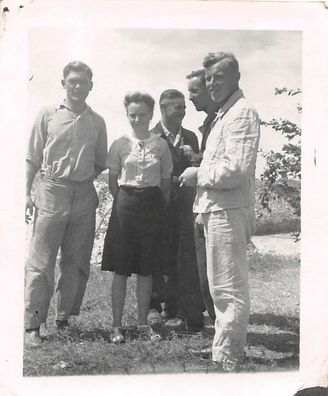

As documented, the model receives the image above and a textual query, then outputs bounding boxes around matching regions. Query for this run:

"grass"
[23,250,300,376]
[23,176,300,376]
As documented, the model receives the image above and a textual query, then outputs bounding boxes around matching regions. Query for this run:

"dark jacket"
[150,122,205,317]
[150,122,199,178]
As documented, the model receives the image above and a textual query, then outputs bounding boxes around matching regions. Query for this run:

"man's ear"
[234,72,241,83]
[89,81,93,91]
[61,79,66,88]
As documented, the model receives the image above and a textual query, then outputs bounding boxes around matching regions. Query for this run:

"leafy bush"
[259,88,301,238]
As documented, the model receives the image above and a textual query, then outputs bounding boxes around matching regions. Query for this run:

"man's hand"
[180,145,201,163]
[26,161,39,223]
[179,167,198,187]
[195,213,204,237]
[25,195,34,224]
[195,213,203,230]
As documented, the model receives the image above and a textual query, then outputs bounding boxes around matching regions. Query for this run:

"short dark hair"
[203,52,239,75]
[186,69,206,84]
[159,89,185,104]
[63,61,93,80]
[124,91,155,114]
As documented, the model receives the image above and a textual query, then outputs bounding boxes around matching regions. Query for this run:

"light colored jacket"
[194,89,260,213]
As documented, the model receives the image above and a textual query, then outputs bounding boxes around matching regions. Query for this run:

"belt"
[42,176,93,185]
[120,185,159,192]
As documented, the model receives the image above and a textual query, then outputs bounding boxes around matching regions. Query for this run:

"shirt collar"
[198,104,220,135]
[160,120,182,138]
[125,132,157,144]
[57,100,93,115]
[203,107,220,126]
[215,89,244,121]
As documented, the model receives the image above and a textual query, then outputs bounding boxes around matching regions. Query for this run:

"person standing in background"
[148,89,205,332]
[25,61,108,347]
[185,68,219,322]
[180,52,260,371]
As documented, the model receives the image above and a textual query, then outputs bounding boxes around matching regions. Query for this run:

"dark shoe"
[25,329,43,348]
[221,360,240,373]
[186,320,204,332]
[185,313,204,332]
[209,359,240,372]
[55,320,69,330]
[206,361,224,372]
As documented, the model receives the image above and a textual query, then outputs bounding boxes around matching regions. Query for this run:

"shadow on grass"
[245,313,299,369]
[244,354,299,369]
[45,327,112,343]
[250,313,300,333]
[247,332,299,354]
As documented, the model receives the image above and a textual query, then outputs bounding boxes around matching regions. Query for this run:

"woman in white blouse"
[101,92,173,343]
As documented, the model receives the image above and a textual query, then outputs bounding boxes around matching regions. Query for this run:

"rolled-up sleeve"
[160,140,173,179]
[197,108,260,190]
[95,117,108,172]
[106,140,121,175]
[26,109,48,169]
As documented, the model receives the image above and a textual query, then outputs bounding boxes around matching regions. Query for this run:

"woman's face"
[126,102,152,134]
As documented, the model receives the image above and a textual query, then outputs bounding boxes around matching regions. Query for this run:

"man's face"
[161,97,186,125]
[205,60,239,105]
[61,70,93,104]
[188,76,212,112]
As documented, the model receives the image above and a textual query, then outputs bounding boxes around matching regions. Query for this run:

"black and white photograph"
[0,1,327,396]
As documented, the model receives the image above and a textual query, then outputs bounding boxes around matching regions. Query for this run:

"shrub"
[259,88,301,239]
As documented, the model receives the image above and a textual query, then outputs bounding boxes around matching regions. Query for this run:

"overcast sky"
[28,28,302,174]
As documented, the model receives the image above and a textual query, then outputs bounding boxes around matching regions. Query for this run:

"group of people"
[24,51,260,372]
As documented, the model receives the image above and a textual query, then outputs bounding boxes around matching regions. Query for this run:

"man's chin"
[175,116,185,124]
[71,96,86,104]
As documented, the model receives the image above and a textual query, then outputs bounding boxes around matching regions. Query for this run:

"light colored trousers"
[194,218,215,321]
[202,206,255,366]
[25,178,98,329]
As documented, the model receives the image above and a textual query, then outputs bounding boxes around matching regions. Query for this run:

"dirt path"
[251,233,300,257]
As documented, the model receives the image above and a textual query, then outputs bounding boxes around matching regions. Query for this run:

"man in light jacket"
[180,52,260,371]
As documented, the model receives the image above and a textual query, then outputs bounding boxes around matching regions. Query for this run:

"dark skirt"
[101,186,165,277]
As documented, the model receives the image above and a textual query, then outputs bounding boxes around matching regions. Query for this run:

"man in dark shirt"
[148,89,204,332]
[186,69,220,322]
